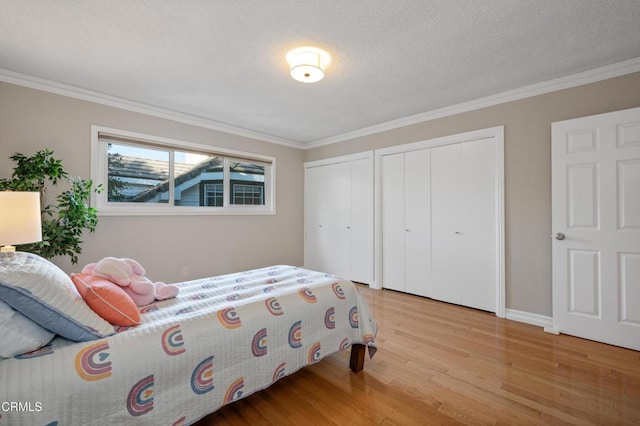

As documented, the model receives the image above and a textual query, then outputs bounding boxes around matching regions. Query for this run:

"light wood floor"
[195,285,640,425]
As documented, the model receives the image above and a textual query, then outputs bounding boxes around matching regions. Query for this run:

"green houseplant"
[0,149,102,264]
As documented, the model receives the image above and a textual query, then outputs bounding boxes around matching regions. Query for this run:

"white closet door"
[382,153,406,291]
[305,154,375,285]
[325,162,352,279]
[304,166,325,272]
[375,127,504,310]
[404,149,431,297]
[350,158,373,284]
[431,139,497,311]
[431,143,463,304]
[459,139,496,311]
[305,163,347,275]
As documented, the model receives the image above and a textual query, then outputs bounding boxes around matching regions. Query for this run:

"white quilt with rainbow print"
[0,265,377,425]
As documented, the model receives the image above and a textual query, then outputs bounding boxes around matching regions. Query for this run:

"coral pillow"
[71,273,140,327]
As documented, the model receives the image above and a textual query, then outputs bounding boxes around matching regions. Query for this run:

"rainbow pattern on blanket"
[75,342,112,381]
[288,320,302,348]
[217,307,241,329]
[162,325,186,356]
[251,328,268,357]
[191,356,215,395]
[0,265,377,425]
[127,375,154,416]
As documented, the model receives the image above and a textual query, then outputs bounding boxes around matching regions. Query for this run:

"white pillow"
[0,252,115,341]
[0,299,54,358]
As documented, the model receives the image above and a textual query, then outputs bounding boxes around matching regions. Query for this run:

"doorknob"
[553,233,565,240]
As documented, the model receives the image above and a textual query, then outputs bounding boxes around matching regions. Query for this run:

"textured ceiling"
[1,1,639,146]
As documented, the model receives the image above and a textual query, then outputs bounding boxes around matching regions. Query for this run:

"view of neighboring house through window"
[93,126,274,215]
[230,161,265,205]
[202,182,223,207]
[107,144,266,207]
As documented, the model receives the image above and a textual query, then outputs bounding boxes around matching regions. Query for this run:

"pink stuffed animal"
[82,257,179,306]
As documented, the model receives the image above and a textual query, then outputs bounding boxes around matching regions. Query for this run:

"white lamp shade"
[286,47,331,83]
[290,64,325,83]
[0,191,42,247]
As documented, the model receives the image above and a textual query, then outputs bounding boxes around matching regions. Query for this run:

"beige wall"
[0,82,304,282]
[3,72,639,317]
[305,71,640,316]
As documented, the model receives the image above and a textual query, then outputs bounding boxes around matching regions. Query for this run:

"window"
[92,126,275,215]
[232,184,264,205]
[202,182,224,207]
[229,160,265,205]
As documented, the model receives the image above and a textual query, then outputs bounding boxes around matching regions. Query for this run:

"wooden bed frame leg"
[349,344,366,373]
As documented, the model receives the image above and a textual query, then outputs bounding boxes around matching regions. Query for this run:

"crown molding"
[0,69,305,150]
[3,57,640,151]
[305,56,640,149]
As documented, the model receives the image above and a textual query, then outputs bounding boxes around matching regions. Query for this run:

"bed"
[0,261,377,425]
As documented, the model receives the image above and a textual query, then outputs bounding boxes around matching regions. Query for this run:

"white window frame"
[91,125,275,216]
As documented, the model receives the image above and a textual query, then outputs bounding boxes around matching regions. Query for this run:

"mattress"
[0,265,377,425]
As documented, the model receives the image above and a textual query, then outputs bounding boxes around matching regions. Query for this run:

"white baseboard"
[505,308,553,329]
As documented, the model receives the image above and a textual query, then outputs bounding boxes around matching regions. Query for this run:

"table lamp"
[0,191,42,252]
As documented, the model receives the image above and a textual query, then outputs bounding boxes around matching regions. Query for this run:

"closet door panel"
[325,162,352,279]
[377,131,501,312]
[350,158,374,284]
[459,139,497,311]
[382,153,406,291]
[404,149,431,297]
[305,154,375,285]
[304,166,326,272]
[430,143,463,305]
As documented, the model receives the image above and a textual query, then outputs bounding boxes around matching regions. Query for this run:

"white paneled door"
[552,107,640,351]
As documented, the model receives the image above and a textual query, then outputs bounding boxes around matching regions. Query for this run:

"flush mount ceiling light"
[286,47,331,83]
